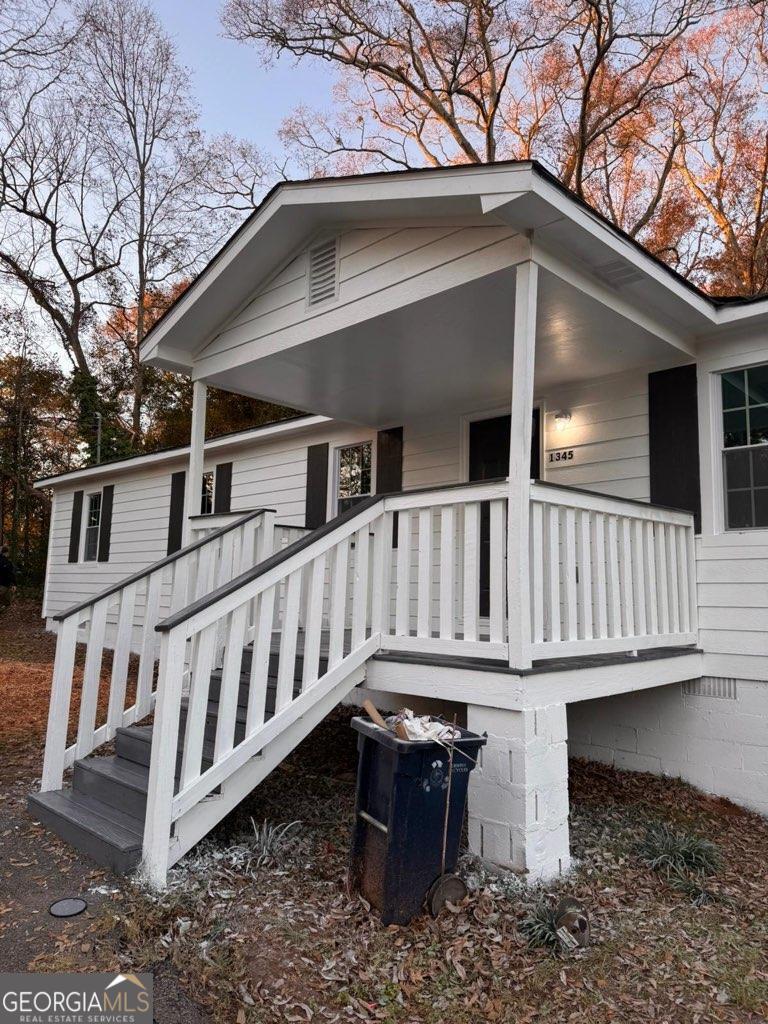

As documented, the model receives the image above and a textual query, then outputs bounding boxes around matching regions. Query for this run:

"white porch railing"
[40,508,274,792]
[529,482,697,658]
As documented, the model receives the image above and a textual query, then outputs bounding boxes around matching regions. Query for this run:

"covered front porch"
[170,241,699,672]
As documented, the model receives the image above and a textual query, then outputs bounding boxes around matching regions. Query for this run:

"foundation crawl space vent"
[683,677,738,700]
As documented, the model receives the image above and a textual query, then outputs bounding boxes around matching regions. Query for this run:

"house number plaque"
[548,449,575,463]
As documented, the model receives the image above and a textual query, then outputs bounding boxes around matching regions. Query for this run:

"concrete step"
[28,789,143,875]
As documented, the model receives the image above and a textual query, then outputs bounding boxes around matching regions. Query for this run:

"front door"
[469,410,540,617]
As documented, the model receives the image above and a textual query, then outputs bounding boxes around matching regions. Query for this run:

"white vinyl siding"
[196,225,520,373]
[542,373,650,501]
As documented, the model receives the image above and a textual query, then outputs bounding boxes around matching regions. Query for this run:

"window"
[83,492,102,562]
[721,364,768,529]
[200,470,214,515]
[336,442,372,514]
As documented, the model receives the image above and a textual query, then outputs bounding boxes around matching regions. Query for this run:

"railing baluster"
[76,598,109,759]
[141,629,186,888]
[463,502,480,642]
[677,525,690,634]
[686,524,698,635]
[246,585,276,733]
[631,519,646,636]
[329,537,349,668]
[41,617,79,791]
[180,621,216,788]
[395,510,412,636]
[439,505,455,640]
[606,515,621,638]
[302,554,326,689]
[619,517,635,637]
[546,504,560,644]
[214,604,248,761]
[644,520,659,635]
[275,569,302,712]
[106,582,137,739]
[417,508,432,638]
[170,554,190,614]
[530,501,544,644]
[591,512,608,639]
[654,522,670,634]
[370,513,392,638]
[489,499,505,644]
[352,525,371,647]
[136,570,162,719]
[563,507,578,641]
[577,510,592,640]
[194,544,213,601]
[671,524,684,634]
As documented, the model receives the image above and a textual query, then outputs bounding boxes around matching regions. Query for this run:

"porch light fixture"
[554,411,571,432]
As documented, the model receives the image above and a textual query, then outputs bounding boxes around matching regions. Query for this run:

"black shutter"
[306,443,329,529]
[97,485,114,562]
[375,427,404,494]
[167,471,186,555]
[376,426,404,545]
[649,364,701,531]
[214,461,233,514]
[68,490,84,563]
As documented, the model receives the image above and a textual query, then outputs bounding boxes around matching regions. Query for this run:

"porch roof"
[141,161,768,376]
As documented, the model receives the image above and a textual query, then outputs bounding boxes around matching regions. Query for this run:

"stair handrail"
[40,507,275,795]
[52,507,273,623]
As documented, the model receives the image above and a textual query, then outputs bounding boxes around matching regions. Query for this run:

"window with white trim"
[200,470,214,515]
[721,364,768,529]
[336,442,372,514]
[83,492,102,562]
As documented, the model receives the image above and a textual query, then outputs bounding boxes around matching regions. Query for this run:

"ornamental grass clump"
[518,900,560,951]
[638,823,721,879]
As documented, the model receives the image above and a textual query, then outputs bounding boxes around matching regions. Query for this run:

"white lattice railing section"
[40,509,273,792]
[529,483,697,658]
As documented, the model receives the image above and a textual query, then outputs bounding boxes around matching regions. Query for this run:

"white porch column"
[467,703,571,881]
[507,261,538,669]
[182,381,207,545]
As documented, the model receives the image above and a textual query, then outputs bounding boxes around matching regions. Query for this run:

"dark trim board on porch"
[373,644,702,676]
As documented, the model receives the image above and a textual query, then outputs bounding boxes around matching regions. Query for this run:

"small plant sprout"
[518,900,560,951]
[245,818,302,869]
[638,824,721,878]
[667,869,717,907]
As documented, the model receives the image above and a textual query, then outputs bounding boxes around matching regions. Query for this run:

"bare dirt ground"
[1,597,767,1023]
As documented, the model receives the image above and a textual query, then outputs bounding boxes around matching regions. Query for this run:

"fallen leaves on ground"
[2,599,767,1023]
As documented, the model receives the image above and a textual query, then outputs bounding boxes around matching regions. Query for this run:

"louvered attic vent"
[308,238,338,306]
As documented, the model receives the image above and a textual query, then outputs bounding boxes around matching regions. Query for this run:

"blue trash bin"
[348,716,486,925]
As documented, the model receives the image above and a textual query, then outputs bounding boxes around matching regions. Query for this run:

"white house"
[29,160,768,887]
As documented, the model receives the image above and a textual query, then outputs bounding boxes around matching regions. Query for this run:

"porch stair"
[28,645,323,874]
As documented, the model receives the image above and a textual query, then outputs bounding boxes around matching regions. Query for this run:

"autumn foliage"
[223,0,768,297]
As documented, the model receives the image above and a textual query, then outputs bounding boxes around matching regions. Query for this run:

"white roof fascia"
[34,415,330,489]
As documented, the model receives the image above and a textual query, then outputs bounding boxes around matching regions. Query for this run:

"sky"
[150,0,337,158]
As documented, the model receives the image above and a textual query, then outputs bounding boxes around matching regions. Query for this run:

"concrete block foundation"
[467,703,571,881]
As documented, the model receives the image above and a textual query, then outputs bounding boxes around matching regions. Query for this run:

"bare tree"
[0,91,129,376]
[223,0,563,169]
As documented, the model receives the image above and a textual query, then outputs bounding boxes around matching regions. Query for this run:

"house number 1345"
[548,450,574,463]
